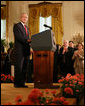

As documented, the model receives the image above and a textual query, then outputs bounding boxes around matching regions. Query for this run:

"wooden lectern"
[33,51,54,88]
[31,30,59,88]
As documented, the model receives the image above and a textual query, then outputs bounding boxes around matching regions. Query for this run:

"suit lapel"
[17,22,26,35]
[17,22,29,38]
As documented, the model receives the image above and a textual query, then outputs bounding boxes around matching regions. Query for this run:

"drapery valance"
[29,3,62,18]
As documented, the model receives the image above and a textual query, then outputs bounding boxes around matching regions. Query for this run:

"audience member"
[59,40,69,77]
[59,40,76,77]
[72,43,84,74]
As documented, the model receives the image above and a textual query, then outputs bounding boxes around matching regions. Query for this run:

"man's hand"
[62,47,68,54]
[27,39,31,43]
[74,51,78,56]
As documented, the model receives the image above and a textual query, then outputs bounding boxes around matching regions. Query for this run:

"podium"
[31,30,59,88]
[33,51,54,88]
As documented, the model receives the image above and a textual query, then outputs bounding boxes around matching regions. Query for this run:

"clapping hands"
[27,39,31,43]
[74,51,79,57]
[62,47,68,54]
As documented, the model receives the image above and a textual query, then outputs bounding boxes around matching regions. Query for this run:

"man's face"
[64,40,68,47]
[69,42,74,48]
[78,44,83,50]
[21,14,28,24]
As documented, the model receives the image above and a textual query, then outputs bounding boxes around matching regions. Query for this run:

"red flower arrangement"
[64,87,73,95]
[3,88,69,105]
[1,74,14,83]
[58,73,84,98]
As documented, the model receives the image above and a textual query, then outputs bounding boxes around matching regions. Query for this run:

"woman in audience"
[72,43,84,74]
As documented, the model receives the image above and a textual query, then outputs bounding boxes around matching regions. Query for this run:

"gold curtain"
[29,7,39,38]
[29,3,63,45]
[52,5,63,45]
[1,7,6,19]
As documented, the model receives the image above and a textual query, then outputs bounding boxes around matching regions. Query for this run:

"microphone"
[43,24,52,30]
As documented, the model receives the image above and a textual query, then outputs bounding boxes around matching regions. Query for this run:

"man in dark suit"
[13,13,31,88]
[59,40,69,77]
[67,41,75,75]
[59,40,75,77]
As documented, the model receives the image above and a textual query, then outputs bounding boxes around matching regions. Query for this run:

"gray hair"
[20,12,28,18]
[63,40,69,43]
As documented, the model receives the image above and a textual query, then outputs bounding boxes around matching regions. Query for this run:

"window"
[39,16,52,32]
[1,19,6,39]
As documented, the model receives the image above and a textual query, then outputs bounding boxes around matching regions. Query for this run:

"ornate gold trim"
[29,2,62,8]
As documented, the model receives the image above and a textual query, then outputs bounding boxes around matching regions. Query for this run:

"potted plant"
[58,73,84,104]
[1,39,8,53]
[1,74,14,83]
[9,41,14,49]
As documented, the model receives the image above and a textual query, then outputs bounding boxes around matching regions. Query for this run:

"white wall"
[7,1,84,42]
[8,1,29,42]
[63,1,84,41]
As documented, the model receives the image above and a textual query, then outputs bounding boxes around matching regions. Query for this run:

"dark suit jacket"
[59,46,75,75]
[13,22,30,56]
[59,47,74,65]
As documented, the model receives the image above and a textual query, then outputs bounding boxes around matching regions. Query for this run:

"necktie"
[24,25,28,36]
